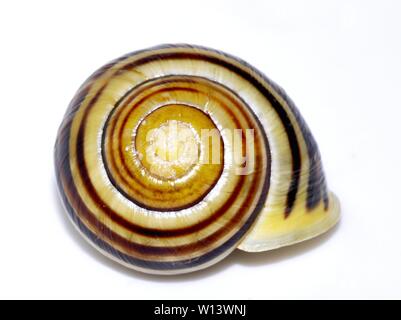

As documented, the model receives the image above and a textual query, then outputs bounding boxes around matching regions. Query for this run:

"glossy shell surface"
[55,45,340,274]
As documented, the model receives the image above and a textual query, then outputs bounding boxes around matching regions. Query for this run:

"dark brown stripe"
[274,89,329,212]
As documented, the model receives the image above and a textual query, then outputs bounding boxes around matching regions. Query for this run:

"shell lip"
[238,192,341,253]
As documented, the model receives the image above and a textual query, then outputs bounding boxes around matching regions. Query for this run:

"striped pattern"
[55,45,339,274]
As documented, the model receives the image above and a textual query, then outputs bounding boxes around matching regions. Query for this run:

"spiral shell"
[55,45,340,275]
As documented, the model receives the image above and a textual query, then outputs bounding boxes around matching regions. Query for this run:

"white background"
[0,0,400,300]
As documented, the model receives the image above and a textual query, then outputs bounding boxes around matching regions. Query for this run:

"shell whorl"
[55,45,340,274]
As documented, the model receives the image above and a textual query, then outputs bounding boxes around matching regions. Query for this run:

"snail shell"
[55,44,340,275]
